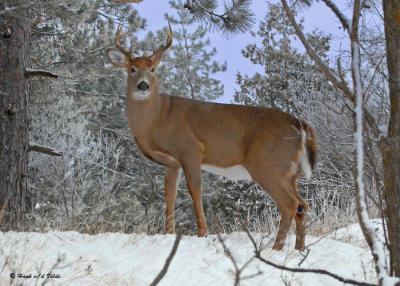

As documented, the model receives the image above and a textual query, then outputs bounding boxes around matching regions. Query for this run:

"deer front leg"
[164,167,182,234]
[182,156,208,237]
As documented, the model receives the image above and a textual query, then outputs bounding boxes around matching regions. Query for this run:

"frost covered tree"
[27,0,229,234]
[233,3,357,232]
[28,0,148,232]
[186,0,400,282]
[235,3,330,114]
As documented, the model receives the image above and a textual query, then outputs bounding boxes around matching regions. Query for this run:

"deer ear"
[107,48,130,68]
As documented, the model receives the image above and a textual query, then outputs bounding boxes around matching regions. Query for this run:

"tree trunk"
[0,0,30,229]
[382,0,400,277]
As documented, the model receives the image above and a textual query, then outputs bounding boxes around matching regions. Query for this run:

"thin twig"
[216,231,261,286]
[242,224,376,286]
[150,228,183,286]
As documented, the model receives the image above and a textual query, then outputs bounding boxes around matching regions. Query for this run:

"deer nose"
[137,81,149,92]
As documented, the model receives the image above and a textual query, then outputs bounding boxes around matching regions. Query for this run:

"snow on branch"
[29,143,63,156]
[350,1,389,281]
[25,68,58,79]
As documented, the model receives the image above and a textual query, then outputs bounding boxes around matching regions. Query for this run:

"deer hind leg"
[273,193,298,250]
[253,174,299,250]
[182,155,208,237]
[289,178,309,251]
[164,167,182,234]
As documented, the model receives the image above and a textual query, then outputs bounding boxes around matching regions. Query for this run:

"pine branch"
[184,0,255,36]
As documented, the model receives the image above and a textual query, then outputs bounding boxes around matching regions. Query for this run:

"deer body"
[107,23,317,251]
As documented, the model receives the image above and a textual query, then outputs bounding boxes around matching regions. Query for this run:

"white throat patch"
[132,91,150,100]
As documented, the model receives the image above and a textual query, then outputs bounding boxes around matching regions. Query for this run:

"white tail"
[107,23,318,251]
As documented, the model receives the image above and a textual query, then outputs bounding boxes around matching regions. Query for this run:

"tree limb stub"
[28,143,62,156]
[25,68,58,79]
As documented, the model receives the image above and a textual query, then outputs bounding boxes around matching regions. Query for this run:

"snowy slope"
[0,223,379,286]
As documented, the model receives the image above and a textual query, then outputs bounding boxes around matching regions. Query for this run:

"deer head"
[107,22,173,101]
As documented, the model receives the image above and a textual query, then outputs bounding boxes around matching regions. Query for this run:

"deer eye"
[131,67,136,73]
[151,67,155,73]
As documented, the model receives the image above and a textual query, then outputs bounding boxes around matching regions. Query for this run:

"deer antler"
[115,24,135,62]
[163,21,173,51]
[150,21,173,62]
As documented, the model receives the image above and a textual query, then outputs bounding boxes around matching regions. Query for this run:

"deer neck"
[126,87,162,139]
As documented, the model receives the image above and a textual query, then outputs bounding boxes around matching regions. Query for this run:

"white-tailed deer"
[107,23,317,251]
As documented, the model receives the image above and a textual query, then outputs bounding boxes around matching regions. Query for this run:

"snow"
[0,222,390,286]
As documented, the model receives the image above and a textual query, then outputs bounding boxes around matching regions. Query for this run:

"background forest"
[3,0,400,284]
[25,0,385,239]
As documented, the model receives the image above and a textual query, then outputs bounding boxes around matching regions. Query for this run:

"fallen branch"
[242,224,376,286]
[29,143,62,156]
[150,228,183,286]
[25,68,58,79]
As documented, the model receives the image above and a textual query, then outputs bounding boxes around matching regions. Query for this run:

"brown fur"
[107,26,318,251]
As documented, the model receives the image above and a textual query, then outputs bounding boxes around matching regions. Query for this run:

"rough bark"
[382,0,400,277]
[0,0,31,229]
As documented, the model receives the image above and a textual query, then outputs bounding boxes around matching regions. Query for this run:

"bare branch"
[321,0,351,34]
[216,231,261,286]
[217,232,241,286]
[280,0,352,98]
[150,228,183,286]
[28,143,63,156]
[280,0,381,138]
[242,224,376,286]
[25,68,58,79]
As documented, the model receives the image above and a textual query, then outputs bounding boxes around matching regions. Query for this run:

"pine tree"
[161,0,226,101]
[235,3,330,114]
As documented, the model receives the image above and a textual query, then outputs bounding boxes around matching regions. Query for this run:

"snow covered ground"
[0,223,381,286]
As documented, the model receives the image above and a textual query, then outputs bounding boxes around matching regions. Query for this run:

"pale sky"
[134,0,350,103]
